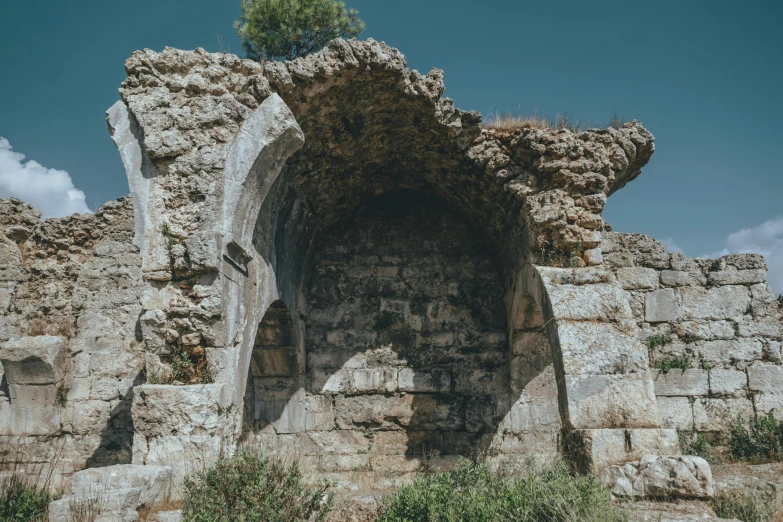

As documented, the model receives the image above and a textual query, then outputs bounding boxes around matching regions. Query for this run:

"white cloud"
[661,236,683,253]
[0,137,91,218]
[706,217,783,295]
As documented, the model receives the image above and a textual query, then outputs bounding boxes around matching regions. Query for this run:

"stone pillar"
[519,265,679,471]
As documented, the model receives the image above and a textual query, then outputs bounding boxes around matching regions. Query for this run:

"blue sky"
[0,0,781,290]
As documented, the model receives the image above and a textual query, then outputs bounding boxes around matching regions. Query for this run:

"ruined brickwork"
[603,232,783,448]
[0,197,143,486]
[0,39,781,515]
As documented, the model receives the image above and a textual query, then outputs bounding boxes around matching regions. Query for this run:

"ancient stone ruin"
[0,39,781,519]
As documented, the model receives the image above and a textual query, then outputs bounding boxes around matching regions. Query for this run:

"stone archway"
[110,40,675,487]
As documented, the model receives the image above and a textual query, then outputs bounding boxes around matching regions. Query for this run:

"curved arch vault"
[108,39,677,488]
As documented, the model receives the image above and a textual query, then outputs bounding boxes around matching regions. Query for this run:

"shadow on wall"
[86,370,145,468]
[241,191,561,469]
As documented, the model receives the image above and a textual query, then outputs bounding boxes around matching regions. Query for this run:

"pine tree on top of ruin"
[234,0,365,61]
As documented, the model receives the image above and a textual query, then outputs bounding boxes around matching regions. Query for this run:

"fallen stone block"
[601,455,714,499]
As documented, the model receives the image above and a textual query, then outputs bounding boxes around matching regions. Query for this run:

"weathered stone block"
[543,279,632,321]
[617,267,659,290]
[652,369,708,397]
[738,317,781,338]
[656,396,694,430]
[564,372,659,429]
[0,336,67,385]
[680,286,751,321]
[709,369,747,397]
[708,269,766,286]
[693,398,754,431]
[697,339,762,365]
[555,320,649,375]
[660,270,693,287]
[601,455,713,499]
[398,368,450,392]
[566,428,680,473]
[748,363,783,393]
[645,288,679,323]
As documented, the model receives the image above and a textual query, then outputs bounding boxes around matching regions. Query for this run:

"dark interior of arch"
[245,187,562,469]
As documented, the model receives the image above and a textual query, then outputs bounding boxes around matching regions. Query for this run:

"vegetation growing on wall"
[235,0,365,61]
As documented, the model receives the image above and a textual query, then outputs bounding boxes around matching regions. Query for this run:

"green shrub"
[678,430,712,461]
[654,356,691,374]
[377,459,625,522]
[182,450,333,522]
[711,489,779,522]
[0,473,53,522]
[235,0,365,61]
[647,334,672,349]
[729,411,783,462]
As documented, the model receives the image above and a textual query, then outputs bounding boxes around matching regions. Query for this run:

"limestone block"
[0,336,67,385]
[453,367,507,395]
[305,394,335,433]
[645,289,679,323]
[72,465,173,507]
[754,392,783,415]
[334,394,463,431]
[709,369,747,397]
[617,268,660,290]
[255,395,306,434]
[6,404,61,435]
[765,341,782,362]
[652,370,708,397]
[717,254,766,271]
[693,398,754,431]
[566,428,680,473]
[603,251,634,268]
[601,455,713,499]
[185,231,219,273]
[542,279,632,321]
[660,270,693,287]
[583,248,603,265]
[656,397,694,430]
[555,320,649,375]
[62,399,113,435]
[351,368,398,393]
[132,384,232,438]
[697,340,762,365]
[680,286,751,321]
[141,434,224,489]
[564,372,659,429]
[307,430,371,455]
[747,363,783,393]
[398,368,451,392]
[708,269,766,286]
[737,317,781,338]
[49,487,142,522]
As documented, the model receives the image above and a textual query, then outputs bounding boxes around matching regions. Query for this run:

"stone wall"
[602,232,783,447]
[0,197,144,486]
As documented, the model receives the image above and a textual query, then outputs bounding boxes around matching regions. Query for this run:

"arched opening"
[242,301,300,433]
[241,190,562,480]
